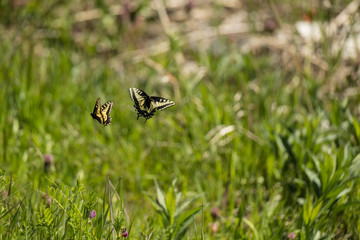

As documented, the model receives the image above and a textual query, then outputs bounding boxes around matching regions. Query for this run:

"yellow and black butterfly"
[129,88,175,121]
[90,97,114,126]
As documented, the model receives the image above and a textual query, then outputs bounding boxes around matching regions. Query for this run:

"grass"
[1,0,360,239]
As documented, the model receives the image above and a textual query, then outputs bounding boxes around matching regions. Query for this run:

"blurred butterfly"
[90,97,114,126]
[129,88,175,122]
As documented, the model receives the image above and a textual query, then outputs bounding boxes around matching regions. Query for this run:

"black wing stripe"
[101,101,113,126]
[129,88,136,102]
[91,98,113,126]
[91,98,104,124]
[129,88,175,121]
[151,96,176,111]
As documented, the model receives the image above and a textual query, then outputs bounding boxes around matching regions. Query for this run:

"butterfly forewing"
[129,88,147,103]
[91,98,104,124]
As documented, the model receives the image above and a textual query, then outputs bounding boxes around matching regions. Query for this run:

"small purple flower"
[42,194,51,208]
[89,210,96,219]
[287,232,296,239]
[122,231,128,238]
[46,195,52,208]
[211,222,218,234]
[185,0,194,13]
[44,154,54,172]
[2,190,8,200]
[121,227,128,238]
[211,207,220,220]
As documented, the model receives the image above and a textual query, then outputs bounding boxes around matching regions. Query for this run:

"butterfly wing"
[129,88,175,121]
[90,98,104,124]
[129,88,148,109]
[100,101,114,126]
[150,96,176,111]
[129,88,154,120]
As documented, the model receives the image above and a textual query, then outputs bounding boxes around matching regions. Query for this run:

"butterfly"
[129,88,175,122]
[90,97,114,126]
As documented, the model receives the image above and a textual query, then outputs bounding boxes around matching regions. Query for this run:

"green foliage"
[1,0,360,239]
[0,175,129,239]
[144,180,203,239]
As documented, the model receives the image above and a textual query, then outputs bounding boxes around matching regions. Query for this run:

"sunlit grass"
[1,0,360,239]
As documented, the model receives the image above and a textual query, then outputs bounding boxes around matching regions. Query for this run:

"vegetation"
[1,0,359,239]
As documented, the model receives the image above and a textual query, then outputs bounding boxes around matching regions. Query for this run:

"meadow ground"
[0,0,360,239]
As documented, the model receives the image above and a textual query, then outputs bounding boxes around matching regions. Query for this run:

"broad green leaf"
[174,195,201,218]
[242,218,259,240]
[335,188,351,200]
[352,116,360,144]
[165,185,176,225]
[303,167,321,196]
[155,180,168,216]
[172,206,203,239]
[143,192,162,212]
[303,197,311,225]
[309,200,322,224]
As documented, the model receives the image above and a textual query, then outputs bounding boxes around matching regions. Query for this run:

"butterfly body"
[129,88,175,122]
[91,98,114,126]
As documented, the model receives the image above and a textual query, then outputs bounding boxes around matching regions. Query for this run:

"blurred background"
[1,0,360,239]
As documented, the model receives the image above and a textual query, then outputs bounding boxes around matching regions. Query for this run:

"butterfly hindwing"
[90,97,113,126]
[129,88,175,121]
[100,101,114,126]
[150,96,176,111]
